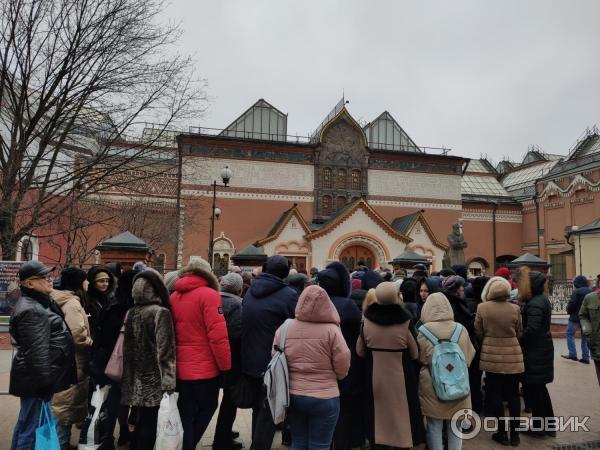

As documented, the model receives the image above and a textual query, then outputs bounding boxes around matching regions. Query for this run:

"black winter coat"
[221,291,243,379]
[9,287,77,397]
[241,273,297,378]
[520,293,554,384]
[445,291,477,348]
[87,298,128,385]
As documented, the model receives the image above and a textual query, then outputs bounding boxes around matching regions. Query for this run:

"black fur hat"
[317,262,350,298]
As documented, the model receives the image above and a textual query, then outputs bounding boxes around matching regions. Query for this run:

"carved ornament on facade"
[331,235,389,267]
[539,174,600,201]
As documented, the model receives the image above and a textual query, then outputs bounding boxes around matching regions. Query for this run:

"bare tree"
[0,0,205,259]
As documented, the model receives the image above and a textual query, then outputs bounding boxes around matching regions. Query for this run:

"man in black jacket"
[563,275,592,363]
[241,255,297,450]
[10,261,76,449]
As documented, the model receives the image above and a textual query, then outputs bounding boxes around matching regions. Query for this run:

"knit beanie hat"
[495,267,512,280]
[221,272,243,295]
[351,278,362,290]
[132,261,147,273]
[263,255,290,280]
[375,281,402,305]
[164,270,180,293]
[60,267,88,291]
[442,275,465,293]
[481,276,511,302]
[187,256,212,273]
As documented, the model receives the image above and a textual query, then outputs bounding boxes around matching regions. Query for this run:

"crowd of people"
[7,255,600,450]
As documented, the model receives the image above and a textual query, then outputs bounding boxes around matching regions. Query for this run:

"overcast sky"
[166,0,600,163]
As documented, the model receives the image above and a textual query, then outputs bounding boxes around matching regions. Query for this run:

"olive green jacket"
[580,292,600,361]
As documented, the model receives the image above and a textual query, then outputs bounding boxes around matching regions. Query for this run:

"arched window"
[322,195,332,215]
[336,168,347,189]
[323,167,332,189]
[351,169,361,190]
[336,196,346,211]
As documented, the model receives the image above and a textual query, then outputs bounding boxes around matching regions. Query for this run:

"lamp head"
[214,207,221,220]
[221,165,232,186]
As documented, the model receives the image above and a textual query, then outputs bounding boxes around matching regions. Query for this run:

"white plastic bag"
[78,384,110,450]
[155,392,183,450]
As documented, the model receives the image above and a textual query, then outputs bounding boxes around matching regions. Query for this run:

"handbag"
[104,311,129,382]
[35,400,59,450]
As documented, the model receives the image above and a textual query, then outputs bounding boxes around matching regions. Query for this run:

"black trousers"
[485,372,521,434]
[178,377,221,450]
[250,383,276,450]
[214,386,238,445]
[333,393,364,450]
[99,383,120,450]
[523,383,554,429]
[129,406,159,450]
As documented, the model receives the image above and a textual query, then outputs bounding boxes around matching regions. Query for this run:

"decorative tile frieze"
[185,144,314,164]
[461,212,523,223]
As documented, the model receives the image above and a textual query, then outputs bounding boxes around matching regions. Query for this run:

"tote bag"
[35,400,59,450]
[104,311,129,382]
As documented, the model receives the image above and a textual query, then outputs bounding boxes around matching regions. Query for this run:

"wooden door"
[339,245,375,270]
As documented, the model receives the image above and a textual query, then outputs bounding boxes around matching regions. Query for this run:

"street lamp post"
[208,165,232,269]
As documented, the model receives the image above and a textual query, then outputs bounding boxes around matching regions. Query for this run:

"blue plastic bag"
[35,400,59,450]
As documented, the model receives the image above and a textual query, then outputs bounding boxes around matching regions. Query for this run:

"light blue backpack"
[418,323,470,401]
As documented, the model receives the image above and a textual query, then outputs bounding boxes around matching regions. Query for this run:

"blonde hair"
[362,288,377,312]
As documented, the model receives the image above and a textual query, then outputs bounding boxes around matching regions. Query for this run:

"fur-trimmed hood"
[177,262,220,292]
[364,302,412,325]
[133,269,170,307]
[317,261,350,298]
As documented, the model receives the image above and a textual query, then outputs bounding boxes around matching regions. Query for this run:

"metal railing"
[549,279,573,314]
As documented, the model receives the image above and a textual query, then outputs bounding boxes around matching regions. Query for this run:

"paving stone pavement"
[0,339,598,450]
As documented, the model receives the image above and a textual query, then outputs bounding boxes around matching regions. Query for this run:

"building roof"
[571,219,600,235]
[305,198,411,243]
[501,160,560,193]
[220,98,288,142]
[363,111,420,152]
[390,212,420,235]
[256,204,311,246]
[464,158,497,174]
[96,231,150,252]
[508,252,549,268]
[390,211,448,250]
[567,126,600,160]
[462,174,512,197]
[389,250,432,266]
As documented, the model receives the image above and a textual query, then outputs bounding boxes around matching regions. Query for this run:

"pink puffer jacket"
[273,285,350,399]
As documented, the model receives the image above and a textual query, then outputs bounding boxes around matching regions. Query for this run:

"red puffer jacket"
[170,265,231,380]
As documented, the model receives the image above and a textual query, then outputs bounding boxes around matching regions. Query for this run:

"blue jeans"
[288,395,340,450]
[566,320,590,361]
[426,417,462,450]
[11,397,49,450]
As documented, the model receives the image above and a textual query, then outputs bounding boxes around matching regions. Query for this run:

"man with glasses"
[9,261,77,450]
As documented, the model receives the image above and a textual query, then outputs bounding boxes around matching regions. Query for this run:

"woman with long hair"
[51,267,92,450]
[518,267,555,437]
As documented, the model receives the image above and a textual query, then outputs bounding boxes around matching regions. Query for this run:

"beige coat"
[418,293,475,420]
[51,290,93,425]
[357,302,418,448]
[475,297,524,374]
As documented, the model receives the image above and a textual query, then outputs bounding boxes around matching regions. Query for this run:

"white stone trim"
[331,235,389,267]
[461,212,523,223]
[182,189,314,202]
[369,199,461,210]
[540,174,600,200]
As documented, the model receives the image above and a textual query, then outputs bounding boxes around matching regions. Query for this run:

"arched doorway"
[339,245,376,270]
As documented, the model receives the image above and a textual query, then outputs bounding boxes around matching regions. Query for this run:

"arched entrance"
[339,245,376,270]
